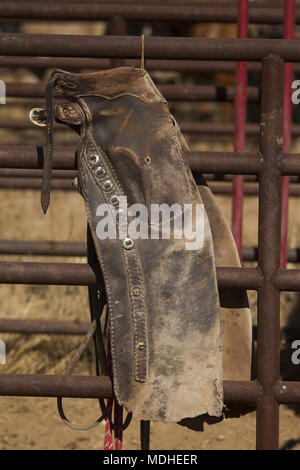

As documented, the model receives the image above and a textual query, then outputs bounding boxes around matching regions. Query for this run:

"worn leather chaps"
[40,66,253,434]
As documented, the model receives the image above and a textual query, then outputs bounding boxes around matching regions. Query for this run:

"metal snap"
[95,166,106,178]
[88,153,99,165]
[109,194,120,207]
[123,237,134,250]
[101,179,114,192]
[137,342,145,350]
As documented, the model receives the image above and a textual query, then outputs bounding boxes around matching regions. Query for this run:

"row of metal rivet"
[88,152,134,250]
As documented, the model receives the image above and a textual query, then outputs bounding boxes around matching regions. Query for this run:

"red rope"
[104,330,123,450]
[232,0,249,260]
[281,0,295,268]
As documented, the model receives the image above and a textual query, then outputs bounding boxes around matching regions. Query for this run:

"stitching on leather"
[167,114,195,199]
[78,157,126,404]
[81,133,149,383]
[77,92,165,105]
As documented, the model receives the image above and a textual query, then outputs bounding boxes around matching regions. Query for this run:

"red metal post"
[232,0,249,259]
[281,0,295,268]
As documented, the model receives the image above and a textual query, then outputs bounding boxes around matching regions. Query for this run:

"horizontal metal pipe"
[188,151,261,174]
[0,118,67,130]
[0,56,263,73]
[0,240,86,256]
[0,146,299,176]
[0,146,77,170]
[242,246,300,263]
[0,169,77,179]
[2,239,300,264]
[280,153,300,175]
[210,181,300,197]
[0,177,73,190]
[0,146,262,174]
[1,35,300,62]
[8,178,300,199]
[5,118,300,141]
[0,373,261,404]
[4,82,260,102]
[0,178,286,193]
[0,318,89,335]
[0,373,299,405]
[2,317,300,344]
[0,373,113,399]
[4,56,300,75]
[0,3,299,25]
[0,261,262,290]
[274,268,300,291]
[274,382,300,404]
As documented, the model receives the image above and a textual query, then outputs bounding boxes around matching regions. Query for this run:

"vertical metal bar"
[281,0,295,268]
[256,55,283,450]
[232,0,249,259]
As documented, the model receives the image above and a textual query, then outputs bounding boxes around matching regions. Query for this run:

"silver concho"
[101,179,114,192]
[88,153,100,165]
[123,237,134,250]
[94,166,106,179]
[109,194,120,207]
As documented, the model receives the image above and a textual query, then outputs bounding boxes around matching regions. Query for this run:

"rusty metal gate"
[0,1,300,450]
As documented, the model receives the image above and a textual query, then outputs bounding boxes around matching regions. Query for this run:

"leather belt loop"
[41,78,55,214]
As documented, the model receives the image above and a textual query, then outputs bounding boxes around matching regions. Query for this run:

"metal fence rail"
[2,239,300,263]
[0,29,299,449]
[0,2,299,25]
[2,35,300,61]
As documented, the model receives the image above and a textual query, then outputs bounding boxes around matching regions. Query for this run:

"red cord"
[104,330,123,450]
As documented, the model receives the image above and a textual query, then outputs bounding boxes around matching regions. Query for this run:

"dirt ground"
[0,187,300,450]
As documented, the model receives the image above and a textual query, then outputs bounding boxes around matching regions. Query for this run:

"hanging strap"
[41,78,56,214]
[140,420,150,450]
[57,225,108,431]
[57,318,108,431]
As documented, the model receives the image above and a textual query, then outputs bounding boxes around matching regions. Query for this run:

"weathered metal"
[210,181,300,197]
[0,3,299,25]
[2,239,300,263]
[256,55,283,450]
[0,374,113,399]
[0,25,298,449]
[0,261,262,290]
[2,145,300,176]
[232,0,248,259]
[0,146,262,174]
[3,55,300,74]
[0,177,73,190]
[281,0,295,268]
[0,373,298,406]
[0,373,265,404]
[0,318,89,335]
[0,240,86,256]
[1,35,300,62]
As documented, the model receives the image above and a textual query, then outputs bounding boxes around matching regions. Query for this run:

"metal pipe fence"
[0,2,299,25]
[0,25,299,450]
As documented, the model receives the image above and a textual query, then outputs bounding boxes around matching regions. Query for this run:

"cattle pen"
[0,0,300,452]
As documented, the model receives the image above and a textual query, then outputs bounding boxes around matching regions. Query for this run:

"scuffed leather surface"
[48,67,252,423]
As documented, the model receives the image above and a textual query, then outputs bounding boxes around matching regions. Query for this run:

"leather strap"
[41,79,55,214]
[140,420,150,450]
[56,225,108,431]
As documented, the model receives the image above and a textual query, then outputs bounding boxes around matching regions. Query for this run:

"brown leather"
[43,66,252,424]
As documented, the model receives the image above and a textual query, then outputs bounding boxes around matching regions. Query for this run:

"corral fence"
[0,1,300,450]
